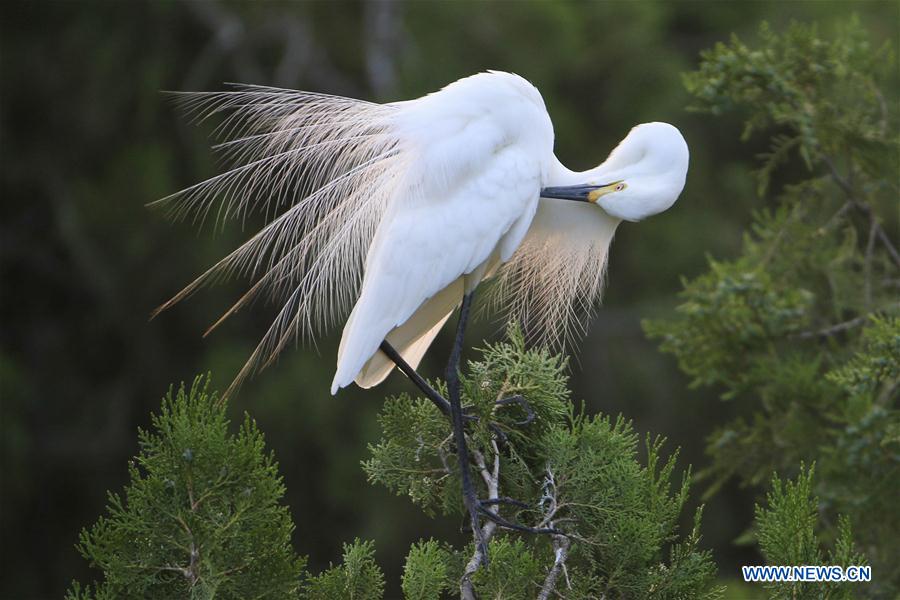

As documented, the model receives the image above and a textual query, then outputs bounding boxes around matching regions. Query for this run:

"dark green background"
[1,1,896,597]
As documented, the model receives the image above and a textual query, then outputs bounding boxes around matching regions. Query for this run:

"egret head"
[542,122,689,222]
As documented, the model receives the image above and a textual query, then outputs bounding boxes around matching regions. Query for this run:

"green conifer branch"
[651,19,898,596]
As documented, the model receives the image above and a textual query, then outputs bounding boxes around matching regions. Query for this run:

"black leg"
[444,292,489,562]
[379,296,562,553]
[379,340,452,416]
[475,504,564,535]
[381,338,518,447]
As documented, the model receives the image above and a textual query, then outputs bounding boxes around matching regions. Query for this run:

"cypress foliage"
[70,336,721,599]
[364,327,722,599]
[755,466,863,600]
[646,19,898,597]
[67,376,305,599]
[401,540,452,599]
[303,539,385,600]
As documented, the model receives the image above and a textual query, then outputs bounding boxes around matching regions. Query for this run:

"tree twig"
[821,154,900,269]
[865,214,877,308]
[794,315,870,340]
[461,443,501,599]
[875,226,900,269]
[538,536,571,600]
[537,467,572,599]
[821,154,854,197]
[792,302,899,340]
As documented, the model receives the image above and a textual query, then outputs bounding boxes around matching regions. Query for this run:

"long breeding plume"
[151,85,409,394]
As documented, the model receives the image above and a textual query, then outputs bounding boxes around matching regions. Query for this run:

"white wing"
[331,146,543,392]
[332,72,554,392]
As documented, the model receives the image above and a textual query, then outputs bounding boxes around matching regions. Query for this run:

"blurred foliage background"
[0,1,896,597]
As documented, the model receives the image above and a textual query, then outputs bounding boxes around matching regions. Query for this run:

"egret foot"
[476,497,565,536]
[493,394,535,425]
[464,394,535,446]
[462,394,534,424]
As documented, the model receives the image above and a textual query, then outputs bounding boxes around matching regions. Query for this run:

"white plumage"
[154,71,689,397]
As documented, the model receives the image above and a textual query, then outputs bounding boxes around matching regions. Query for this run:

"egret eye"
[615,183,626,192]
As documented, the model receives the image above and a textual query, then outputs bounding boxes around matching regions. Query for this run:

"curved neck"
[548,155,614,187]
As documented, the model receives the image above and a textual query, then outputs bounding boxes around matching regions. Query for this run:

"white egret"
[154,70,689,555]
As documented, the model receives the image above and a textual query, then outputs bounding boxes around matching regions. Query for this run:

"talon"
[461,405,479,423]
[479,496,531,510]
[495,394,535,426]
[475,503,566,536]
[488,422,509,445]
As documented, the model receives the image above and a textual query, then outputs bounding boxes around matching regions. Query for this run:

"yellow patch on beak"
[587,181,626,203]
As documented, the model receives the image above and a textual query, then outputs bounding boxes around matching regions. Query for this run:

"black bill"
[539,183,609,202]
